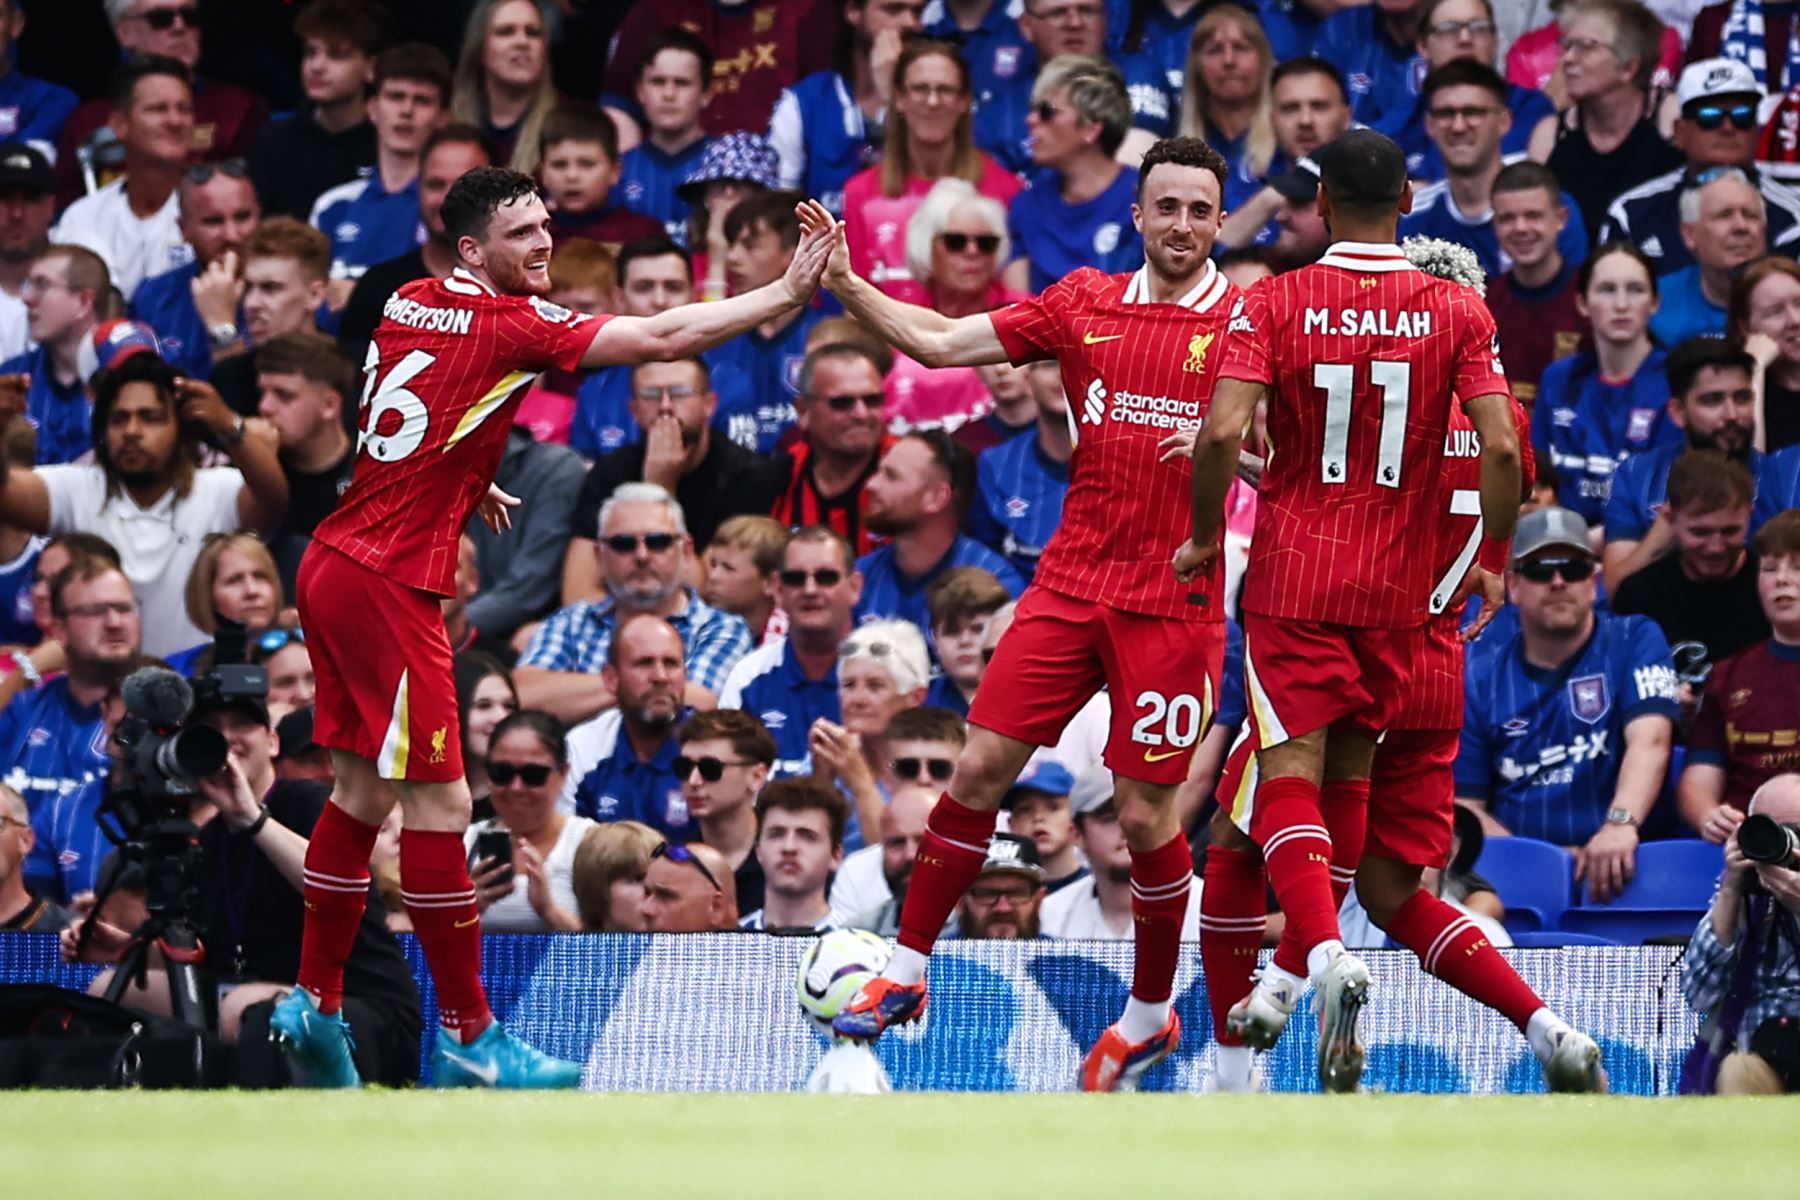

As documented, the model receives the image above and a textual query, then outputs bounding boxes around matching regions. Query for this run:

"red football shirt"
[990,262,1239,622]
[1221,241,1510,628]
[312,268,602,596]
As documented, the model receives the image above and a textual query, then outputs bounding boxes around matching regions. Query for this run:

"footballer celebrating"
[1199,237,1605,1095]
[1175,129,1523,1093]
[797,136,1240,1091]
[270,166,833,1089]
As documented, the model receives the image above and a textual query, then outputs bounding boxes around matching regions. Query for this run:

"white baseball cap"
[1677,58,1760,110]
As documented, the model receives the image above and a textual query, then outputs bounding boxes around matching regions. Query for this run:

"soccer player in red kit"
[1197,238,1604,1093]
[1174,130,1523,1093]
[794,137,1239,1089]
[269,166,833,1088]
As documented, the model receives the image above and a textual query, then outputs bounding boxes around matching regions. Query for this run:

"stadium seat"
[1577,839,1723,909]
[1507,931,1617,948]
[1559,907,1706,944]
[1473,836,1572,934]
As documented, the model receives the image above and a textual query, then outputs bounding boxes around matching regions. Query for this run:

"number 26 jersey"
[311,268,604,597]
[1219,241,1509,628]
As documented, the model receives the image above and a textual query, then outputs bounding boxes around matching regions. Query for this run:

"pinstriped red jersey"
[989,262,1239,622]
[311,268,603,596]
[1400,398,1537,731]
[1220,241,1509,628]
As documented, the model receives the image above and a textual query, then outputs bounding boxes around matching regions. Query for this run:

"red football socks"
[1128,835,1193,1005]
[895,793,998,957]
[1386,889,1545,1031]
[296,801,381,1015]
[1199,843,1267,1045]
[1253,775,1340,979]
[1320,779,1369,908]
[400,828,494,1041]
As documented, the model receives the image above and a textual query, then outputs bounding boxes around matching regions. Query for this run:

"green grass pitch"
[4,1093,1796,1199]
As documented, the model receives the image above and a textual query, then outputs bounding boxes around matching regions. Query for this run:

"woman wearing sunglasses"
[464,710,595,933]
[887,179,1024,431]
[252,625,315,714]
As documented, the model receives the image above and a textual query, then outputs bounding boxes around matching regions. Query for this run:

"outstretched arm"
[580,213,834,367]
[796,200,1009,368]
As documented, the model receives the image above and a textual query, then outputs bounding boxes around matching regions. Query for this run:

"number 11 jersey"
[1218,241,1509,628]
[311,268,604,597]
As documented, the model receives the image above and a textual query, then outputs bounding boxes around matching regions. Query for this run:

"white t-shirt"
[0,288,29,362]
[1040,875,1204,940]
[40,465,244,656]
[463,814,597,933]
[52,179,191,300]
[827,842,887,917]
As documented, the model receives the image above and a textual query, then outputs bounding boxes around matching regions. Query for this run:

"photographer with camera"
[67,666,420,1086]
[1682,774,1800,1095]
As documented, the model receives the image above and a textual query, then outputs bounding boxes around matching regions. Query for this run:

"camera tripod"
[91,807,218,1033]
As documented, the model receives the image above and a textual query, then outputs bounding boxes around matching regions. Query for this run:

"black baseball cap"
[1268,156,1321,204]
[0,144,51,192]
[277,706,318,759]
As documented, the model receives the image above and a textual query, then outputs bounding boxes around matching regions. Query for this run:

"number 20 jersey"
[311,268,603,596]
[1218,241,1509,629]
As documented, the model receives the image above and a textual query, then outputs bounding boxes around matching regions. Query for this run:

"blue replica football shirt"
[1382,84,1556,182]
[615,138,710,245]
[706,308,817,455]
[768,71,876,219]
[924,0,1031,110]
[567,709,696,843]
[854,536,1025,630]
[1757,442,1800,528]
[569,366,641,458]
[1314,4,1424,130]
[1007,168,1144,295]
[1399,180,1588,277]
[1605,443,1768,543]
[128,261,212,381]
[311,173,423,281]
[969,426,1069,582]
[1455,612,1680,845]
[1532,348,1680,524]
[0,347,92,464]
[718,639,841,778]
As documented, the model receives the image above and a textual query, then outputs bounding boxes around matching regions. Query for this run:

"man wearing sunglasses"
[1455,506,1679,905]
[1603,59,1800,277]
[54,3,268,208]
[769,342,894,558]
[674,708,776,914]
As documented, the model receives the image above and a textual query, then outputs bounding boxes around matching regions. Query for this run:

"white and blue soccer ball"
[795,928,892,1035]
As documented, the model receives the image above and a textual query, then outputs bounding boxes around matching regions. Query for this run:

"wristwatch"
[1606,807,1641,829]
[208,321,240,349]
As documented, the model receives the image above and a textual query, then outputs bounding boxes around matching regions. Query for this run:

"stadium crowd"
[0,0,1795,1093]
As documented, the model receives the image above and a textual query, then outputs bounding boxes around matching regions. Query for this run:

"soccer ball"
[795,928,892,1035]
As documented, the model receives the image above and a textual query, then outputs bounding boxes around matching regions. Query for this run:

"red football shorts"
[1241,614,1432,748]
[1391,617,1465,731]
[296,541,464,783]
[1364,727,1460,867]
[969,585,1225,785]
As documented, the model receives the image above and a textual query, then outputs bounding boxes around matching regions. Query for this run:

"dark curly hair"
[91,353,200,503]
[1136,136,1228,200]
[440,165,541,246]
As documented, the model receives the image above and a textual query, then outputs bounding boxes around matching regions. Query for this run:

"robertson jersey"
[989,262,1239,622]
[1220,241,1510,628]
[311,268,601,596]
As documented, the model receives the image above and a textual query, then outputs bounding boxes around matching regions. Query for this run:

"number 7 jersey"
[1219,241,1509,628]
[311,268,605,596]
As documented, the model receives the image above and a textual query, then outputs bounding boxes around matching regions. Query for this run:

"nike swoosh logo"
[1083,332,1124,344]
[454,916,480,929]
[1143,748,1184,763]
[441,1051,501,1086]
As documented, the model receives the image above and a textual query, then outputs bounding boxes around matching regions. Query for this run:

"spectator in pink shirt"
[842,40,1022,308]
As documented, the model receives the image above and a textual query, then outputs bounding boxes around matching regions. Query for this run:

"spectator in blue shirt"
[970,357,1070,579]
[1605,336,1761,586]
[1399,62,1587,278]
[517,483,753,726]
[924,565,1012,715]
[129,163,261,382]
[708,191,818,454]
[1650,170,1767,348]
[569,237,694,458]
[854,430,1025,627]
[1533,241,1679,526]
[815,616,933,848]
[5,557,139,900]
[1215,58,1350,254]
[1004,55,1142,295]
[562,614,698,843]
[1,246,107,464]
[719,526,862,778]
[1314,0,1421,132]
[616,29,716,244]
[770,0,922,219]
[1177,6,1280,216]
[1379,0,1557,182]
[1455,507,1679,902]
[309,44,452,311]
[922,0,1030,116]
[0,0,75,167]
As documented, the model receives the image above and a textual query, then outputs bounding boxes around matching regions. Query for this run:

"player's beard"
[1145,236,1205,291]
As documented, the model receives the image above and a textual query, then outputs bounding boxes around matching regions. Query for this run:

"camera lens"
[1738,814,1799,865]
[152,724,228,785]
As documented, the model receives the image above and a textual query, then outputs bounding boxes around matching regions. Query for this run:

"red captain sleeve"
[1215,281,1273,386]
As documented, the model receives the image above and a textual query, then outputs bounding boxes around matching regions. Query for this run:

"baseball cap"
[1268,155,1320,204]
[277,706,318,759]
[77,319,163,385]
[1677,58,1760,111]
[1001,759,1074,809]
[0,143,50,192]
[1510,506,1596,564]
[677,131,779,202]
[1067,766,1116,819]
[977,831,1044,881]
